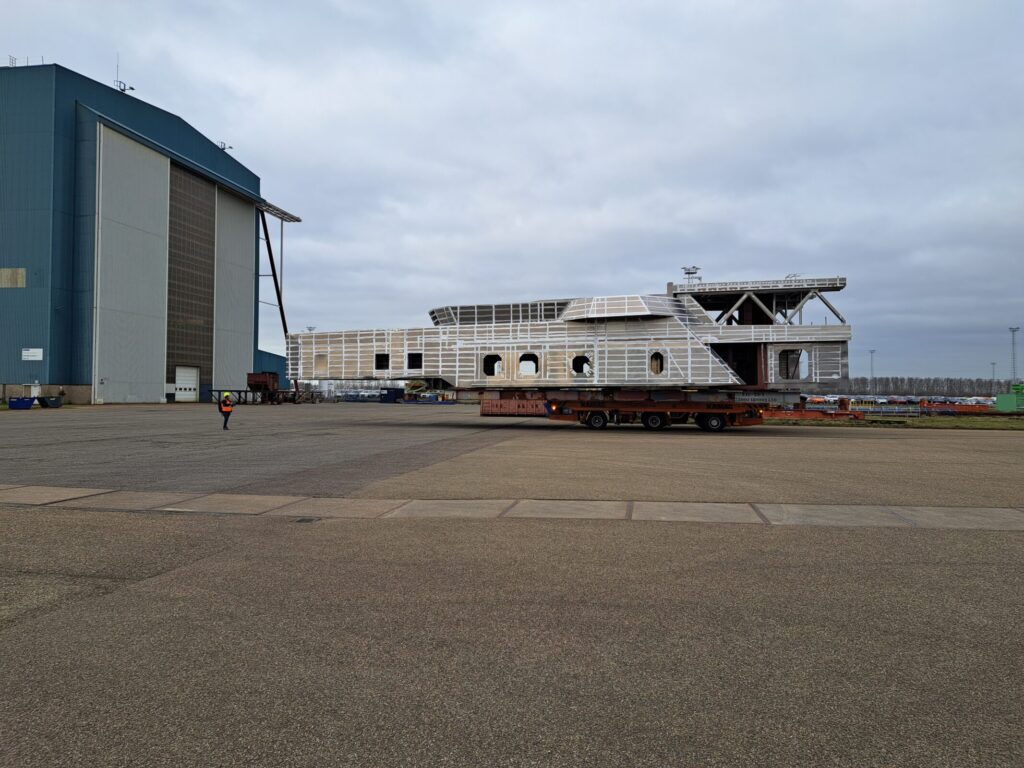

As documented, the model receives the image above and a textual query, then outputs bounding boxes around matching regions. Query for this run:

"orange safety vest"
[220,399,233,413]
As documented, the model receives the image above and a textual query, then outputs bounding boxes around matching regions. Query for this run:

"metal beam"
[715,292,750,325]
[259,209,289,337]
[815,291,847,324]
[784,290,817,325]
[746,293,779,324]
[256,200,301,223]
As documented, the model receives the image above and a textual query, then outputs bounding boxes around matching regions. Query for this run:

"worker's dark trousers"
[222,411,231,430]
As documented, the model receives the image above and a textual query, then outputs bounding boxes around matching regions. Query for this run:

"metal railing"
[671,277,846,294]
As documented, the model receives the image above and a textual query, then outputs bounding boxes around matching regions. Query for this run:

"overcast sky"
[9,0,1023,377]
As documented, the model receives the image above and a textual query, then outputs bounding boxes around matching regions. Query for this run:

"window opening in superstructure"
[519,353,539,376]
[650,352,665,375]
[779,349,807,380]
[407,352,423,370]
[483,354,503,376]
[571,355,592,376]
[375,353,390,371]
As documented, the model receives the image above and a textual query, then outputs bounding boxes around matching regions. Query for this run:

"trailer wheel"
[704,413,727,432]
[641,412,668,430]
[585,411,609,429]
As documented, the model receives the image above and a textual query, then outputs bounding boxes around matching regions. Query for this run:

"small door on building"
[174,366,200,402]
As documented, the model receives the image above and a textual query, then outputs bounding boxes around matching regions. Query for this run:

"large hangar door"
[174,366,200,402]
[167,165,216,401]
[93,126,170,403]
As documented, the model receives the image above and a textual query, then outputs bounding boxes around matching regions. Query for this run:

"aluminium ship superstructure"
[287,275,850,392]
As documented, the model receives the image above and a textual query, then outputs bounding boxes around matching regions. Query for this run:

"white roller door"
[174,366,200,402]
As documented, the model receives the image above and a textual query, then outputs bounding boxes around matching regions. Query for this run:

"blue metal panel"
[0,66,55,384]
[254,349,291,390]
[70,106,99,384]
[50,65,259,198]
[48,73,80,383]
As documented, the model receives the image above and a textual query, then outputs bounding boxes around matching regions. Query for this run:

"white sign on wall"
[21,348,43,361]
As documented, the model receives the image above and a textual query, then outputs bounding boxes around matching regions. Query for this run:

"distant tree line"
[847,376,1013,396]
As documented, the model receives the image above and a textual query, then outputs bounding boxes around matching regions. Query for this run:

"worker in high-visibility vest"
[218,392,234,430]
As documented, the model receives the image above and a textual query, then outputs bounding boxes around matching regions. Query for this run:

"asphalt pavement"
[1,403,1023,766]
[2,507,1023,767]
[0,403,1021,505]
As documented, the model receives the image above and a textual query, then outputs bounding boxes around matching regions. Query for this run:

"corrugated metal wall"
[0,66,55,384]
[166,164,216,398]
[213,188,256,391]
[70,106,100,384]
[93,126,170,403]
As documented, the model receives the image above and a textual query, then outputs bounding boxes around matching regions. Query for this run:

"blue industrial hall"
[0,63,295,404]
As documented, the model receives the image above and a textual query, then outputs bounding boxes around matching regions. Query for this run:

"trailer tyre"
[641,412,668,430]
[704,413,727,432]
[585,411,609,429]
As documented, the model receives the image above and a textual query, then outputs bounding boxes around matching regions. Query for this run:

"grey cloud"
[9,0,1022,376]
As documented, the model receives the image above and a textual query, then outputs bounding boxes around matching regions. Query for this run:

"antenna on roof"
[218,142,233,151]
[5,55,44,67]
[113,52,134,93]
[682,266,702,284]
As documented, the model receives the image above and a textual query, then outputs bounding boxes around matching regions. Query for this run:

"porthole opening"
[519,353,539,376]
[650,352,665,375]
[571,355,592,376]
[483,354,503,376]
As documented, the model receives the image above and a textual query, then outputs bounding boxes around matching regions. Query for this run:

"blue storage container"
[8,398,35,410]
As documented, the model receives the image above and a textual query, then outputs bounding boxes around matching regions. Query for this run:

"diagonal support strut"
[716,292,750,325]
[785,290,817,325]
[746,292,779,324]
[259,209,289,337]
[815,291,847,324]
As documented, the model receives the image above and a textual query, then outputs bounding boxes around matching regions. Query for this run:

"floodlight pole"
[1011,327,1020,385]
[869,349,876,395]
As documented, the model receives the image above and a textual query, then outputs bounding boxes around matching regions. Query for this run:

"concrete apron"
[1,485,1023,530]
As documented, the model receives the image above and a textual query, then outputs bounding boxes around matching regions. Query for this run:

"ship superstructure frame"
[287,275,851,392]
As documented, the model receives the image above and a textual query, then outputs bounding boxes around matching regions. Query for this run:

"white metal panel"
[93,126,169,404]
[213,188,255,391]
[288,315,742,388]
[286,278,852,391]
